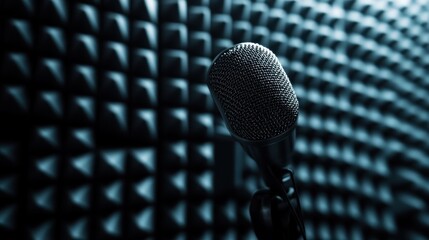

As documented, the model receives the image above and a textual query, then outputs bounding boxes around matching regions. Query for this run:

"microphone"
[207,42,305,239]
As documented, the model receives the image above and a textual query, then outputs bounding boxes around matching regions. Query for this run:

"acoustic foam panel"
[1,0,429,240]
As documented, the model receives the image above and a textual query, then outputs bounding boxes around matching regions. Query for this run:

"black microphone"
[207,42,305,239]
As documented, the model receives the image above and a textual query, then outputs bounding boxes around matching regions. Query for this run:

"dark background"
[0,0,428,239]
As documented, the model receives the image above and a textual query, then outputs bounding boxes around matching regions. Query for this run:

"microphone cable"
[267,166,306,240]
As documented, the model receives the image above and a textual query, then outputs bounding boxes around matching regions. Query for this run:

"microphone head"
[207,42,299,142]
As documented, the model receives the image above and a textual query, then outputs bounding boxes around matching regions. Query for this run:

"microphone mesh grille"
[208,42,299,141]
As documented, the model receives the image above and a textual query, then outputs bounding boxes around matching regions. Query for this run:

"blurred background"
[0,0,428,239]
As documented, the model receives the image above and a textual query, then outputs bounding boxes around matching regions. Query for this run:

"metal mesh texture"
[208,43,299,141]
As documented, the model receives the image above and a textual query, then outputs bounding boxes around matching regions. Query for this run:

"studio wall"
[0,0,428,239]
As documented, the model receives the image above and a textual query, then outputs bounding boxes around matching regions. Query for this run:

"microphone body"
[207,42,306,239]
[237,127,296,188]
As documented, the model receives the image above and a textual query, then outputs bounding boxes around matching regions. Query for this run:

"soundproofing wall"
[0,0,428,239]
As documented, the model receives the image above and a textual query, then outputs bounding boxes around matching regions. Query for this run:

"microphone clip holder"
[250,168,306,240]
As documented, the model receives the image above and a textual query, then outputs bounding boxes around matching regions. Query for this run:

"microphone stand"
[250,167,306,240]
[277,168,306,240]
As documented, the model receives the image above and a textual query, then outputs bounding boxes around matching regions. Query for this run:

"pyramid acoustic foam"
[0,0,428,239]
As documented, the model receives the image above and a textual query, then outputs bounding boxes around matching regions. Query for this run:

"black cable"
[267,166,306,240]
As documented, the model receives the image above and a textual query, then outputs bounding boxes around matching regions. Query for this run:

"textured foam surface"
[0,0,428,239]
